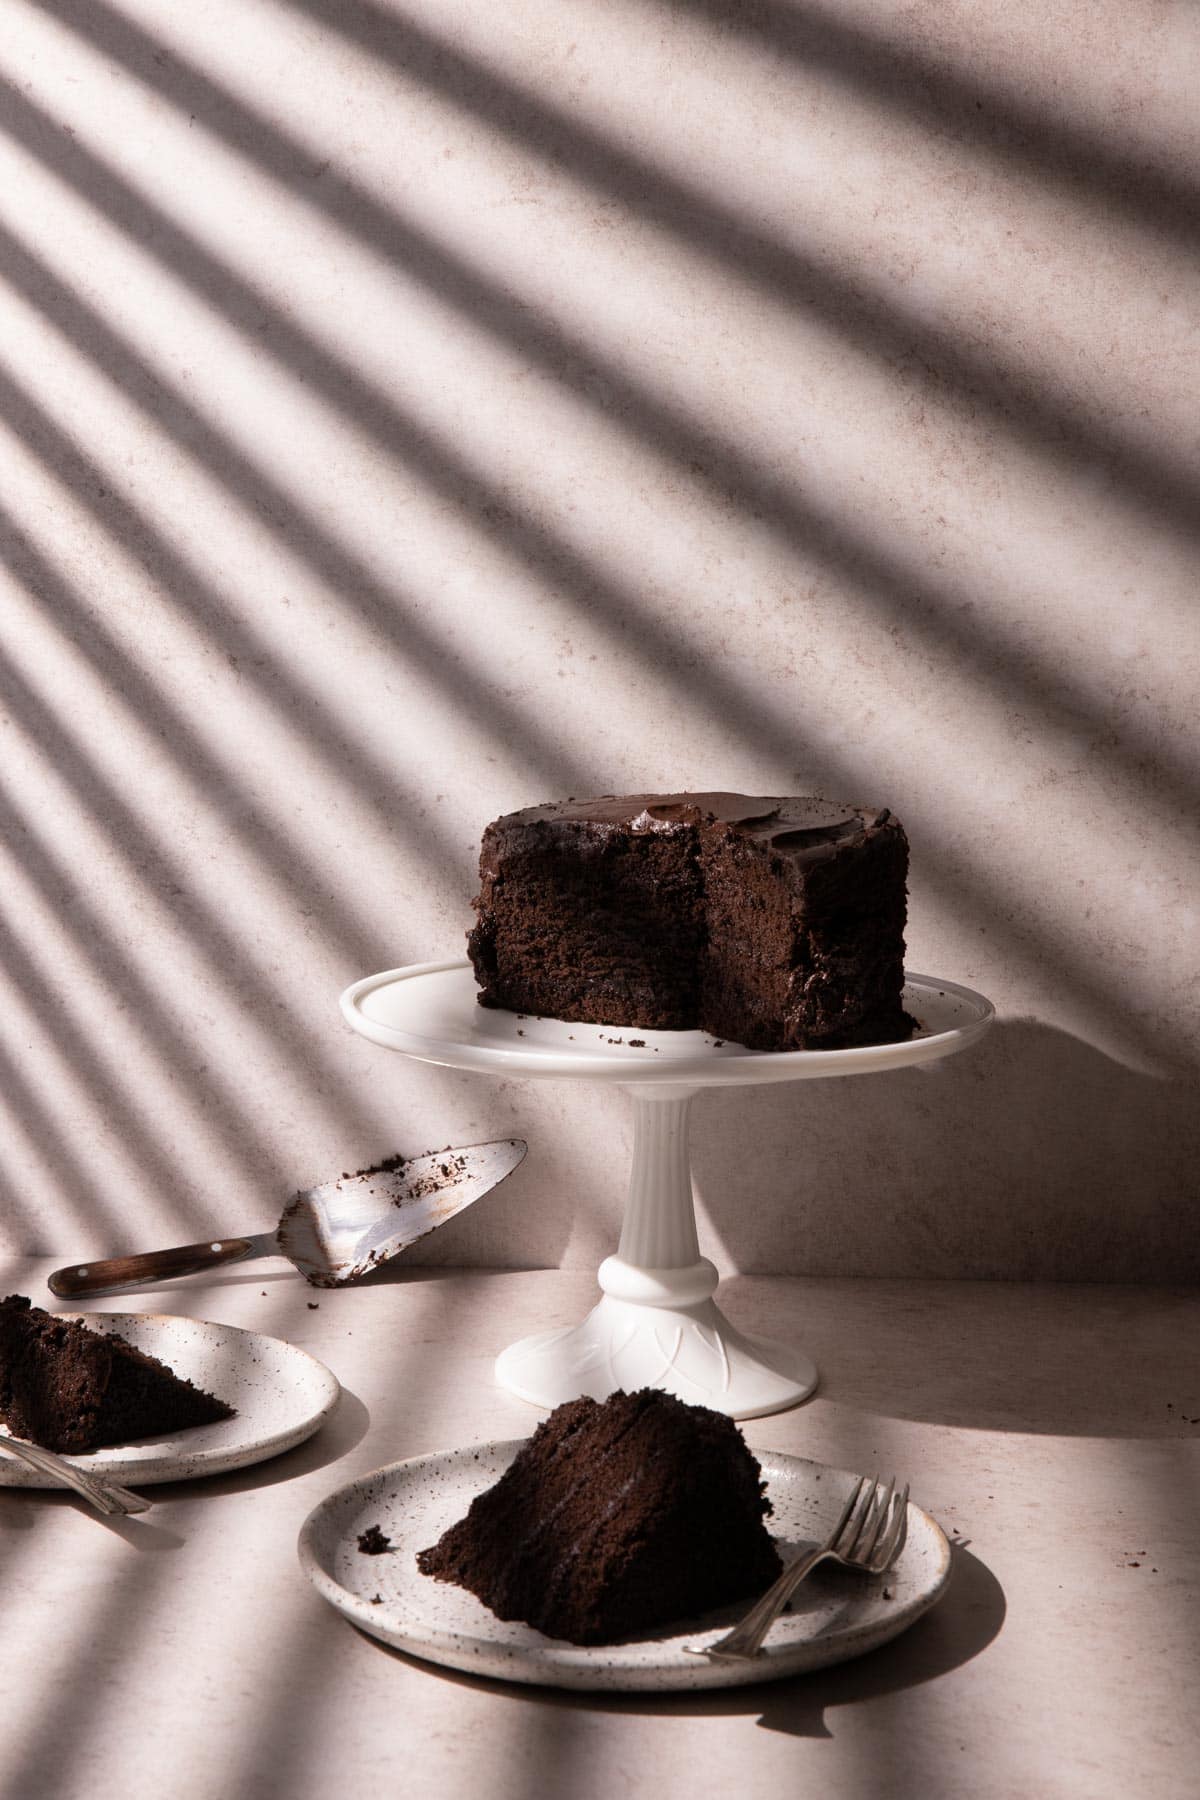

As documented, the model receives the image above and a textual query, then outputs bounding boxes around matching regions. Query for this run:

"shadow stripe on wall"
[0,81,1187,1065]
[3,22,1194,867]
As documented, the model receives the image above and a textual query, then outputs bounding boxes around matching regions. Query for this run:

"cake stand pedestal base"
[494,1291,818,1420]
[342,960,994,1422]
[494,1085,818,1420]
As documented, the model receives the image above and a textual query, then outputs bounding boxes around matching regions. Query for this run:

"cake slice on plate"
[0,1295,234,1454]
[417,1388,783,1645]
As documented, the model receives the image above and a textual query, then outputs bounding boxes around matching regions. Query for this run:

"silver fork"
[689,1473,909,1660]
[0,1434,152,1515]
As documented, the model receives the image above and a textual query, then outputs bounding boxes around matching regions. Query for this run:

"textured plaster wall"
[0,0,1197,1278]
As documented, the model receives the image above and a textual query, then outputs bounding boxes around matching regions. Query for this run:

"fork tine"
[871,1482,909,1571]
[845,1476,892,1562]
[686,1470,914,1660]
[829,1474,870,1549]
[886,1484,910,1563]
[840,1473,881,1556]
[861,1475,897,1562]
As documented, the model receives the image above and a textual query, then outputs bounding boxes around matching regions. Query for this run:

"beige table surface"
[0,1262,1196,1800]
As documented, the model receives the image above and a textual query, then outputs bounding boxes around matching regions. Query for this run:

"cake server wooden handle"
[47,1238,261,1299]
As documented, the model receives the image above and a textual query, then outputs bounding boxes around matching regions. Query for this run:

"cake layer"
[468,792,914,1050]
[0,1296,234,1453]
[416,1388,783,1645]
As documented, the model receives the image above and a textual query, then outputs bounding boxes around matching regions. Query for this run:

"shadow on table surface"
[714,1270,1200,1441]
[361,1543,1004,1736]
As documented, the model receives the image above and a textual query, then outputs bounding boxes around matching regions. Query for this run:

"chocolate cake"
[468,793,914,1050]
[0,1296,234,1454]
[416,1388,783,1645]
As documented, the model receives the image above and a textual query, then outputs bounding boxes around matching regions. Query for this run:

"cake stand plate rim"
[341,960,994,1086]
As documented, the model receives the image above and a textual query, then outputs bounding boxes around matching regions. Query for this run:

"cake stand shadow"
[341,962,993,1419]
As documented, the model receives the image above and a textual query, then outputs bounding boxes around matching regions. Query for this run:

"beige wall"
[1,0,1196,1277]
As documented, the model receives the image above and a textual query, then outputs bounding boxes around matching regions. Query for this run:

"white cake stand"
[341,961,993,1419]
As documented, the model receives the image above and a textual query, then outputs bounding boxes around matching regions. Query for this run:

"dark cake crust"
[468,792,914,1050]
[416,1388,783,1646]
[0,1295,235,1453]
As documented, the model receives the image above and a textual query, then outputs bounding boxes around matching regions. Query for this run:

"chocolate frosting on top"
[495,794,895,864]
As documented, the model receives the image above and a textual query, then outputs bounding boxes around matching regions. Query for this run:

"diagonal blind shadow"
[0,36,1193,1080]
[672,0,1200,249]
[0,77,1187,1072]
[29,0,1200,567]
[248,0,1200,537]
[0,220,597,813]
[2,36,1195,891]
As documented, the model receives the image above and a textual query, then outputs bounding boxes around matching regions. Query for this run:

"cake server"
[46,1138,526,1298]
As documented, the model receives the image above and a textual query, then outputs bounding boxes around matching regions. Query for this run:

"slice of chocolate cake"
[467,793,915,1050]
[0,1296,234,1454]
[416,1388,783,1645]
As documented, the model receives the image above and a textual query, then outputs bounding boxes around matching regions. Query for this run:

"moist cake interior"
[417,1387,783,1646]
[0,1295,235,1454]
[469,792,914,1050]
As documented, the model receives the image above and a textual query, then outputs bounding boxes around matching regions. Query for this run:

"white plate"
[0,1313,340,1486]
[342,961,994,1087]
[299,1442,952,1691]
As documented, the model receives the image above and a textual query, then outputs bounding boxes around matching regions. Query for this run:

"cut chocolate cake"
[416,1388,783,1645]
[468,793,914,1050]
[0,1296,234,1454]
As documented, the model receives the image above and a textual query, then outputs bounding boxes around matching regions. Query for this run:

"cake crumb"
[341,1153,405,1179]
[307,1302,319,1310]
[357,1525,394,1555]
[629,1039,645,1047]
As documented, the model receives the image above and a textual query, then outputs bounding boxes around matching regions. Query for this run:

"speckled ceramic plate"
[298,1443,953,1691]
[0,1313,340,1486]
